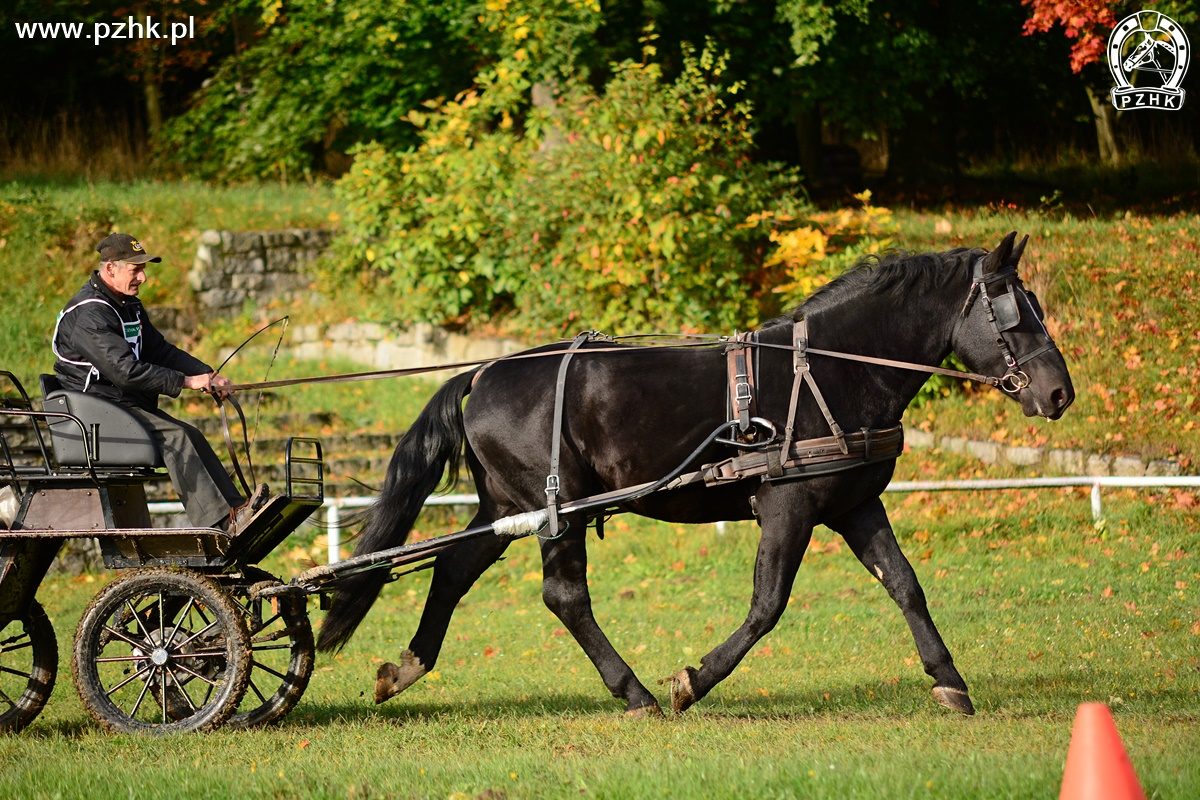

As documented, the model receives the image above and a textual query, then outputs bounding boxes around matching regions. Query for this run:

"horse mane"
[762,247,978,329]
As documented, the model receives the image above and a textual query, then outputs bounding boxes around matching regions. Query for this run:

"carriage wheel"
[0,601,58,733]
[224,567,314,729]
[72,568,251,734]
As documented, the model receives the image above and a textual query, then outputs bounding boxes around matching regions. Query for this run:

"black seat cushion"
[40,375,163,467]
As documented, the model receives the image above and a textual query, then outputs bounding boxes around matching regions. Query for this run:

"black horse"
[317,232,1074,716]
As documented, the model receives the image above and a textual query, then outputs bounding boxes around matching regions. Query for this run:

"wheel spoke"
[101,624,149,650]
[160,670,167,724]
[250,643,291,653]
[128,667,156,715]
[0,686,16,709]
[176,649,228,660]
[164,667,198,716]
[166,597,197,645]
[0,632,31,647]
[194,604,213,628]
[247,677,267,704]
[95,654,152,664]
[250,660,289,681]
[0,638,33,655]
[170,661,220,688]
[158,593,165,649]
[0,664,33,679]
[106,662,155,697]
[125,597,155,642]
[176,619,220,651]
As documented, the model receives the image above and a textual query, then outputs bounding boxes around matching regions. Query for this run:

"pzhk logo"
[1109,10,1190,110]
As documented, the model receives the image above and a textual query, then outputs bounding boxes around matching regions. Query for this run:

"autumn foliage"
[1021,0,1119,72]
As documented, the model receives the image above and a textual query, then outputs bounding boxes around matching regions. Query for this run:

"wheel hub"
[150,648,170,667]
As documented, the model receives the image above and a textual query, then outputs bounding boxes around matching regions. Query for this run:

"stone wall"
[288,320,525,371]
[193,228,526,369]
[189,228,333,313]
[904,429,1183,477]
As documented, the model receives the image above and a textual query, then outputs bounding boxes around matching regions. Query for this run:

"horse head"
[951,231,1075,419]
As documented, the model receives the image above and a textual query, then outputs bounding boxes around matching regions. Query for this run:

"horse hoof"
[932,685,976,715]
[374,649,428,704]
[666,667,698,714]
[626,703,664,719]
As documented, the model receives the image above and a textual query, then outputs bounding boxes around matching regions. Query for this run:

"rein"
[220,336,1006,394]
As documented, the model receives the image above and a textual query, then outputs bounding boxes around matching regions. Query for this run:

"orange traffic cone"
[1059,702,1145,800]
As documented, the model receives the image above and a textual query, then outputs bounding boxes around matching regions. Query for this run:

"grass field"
[2,449,1197,799]
[2,178,1196,797]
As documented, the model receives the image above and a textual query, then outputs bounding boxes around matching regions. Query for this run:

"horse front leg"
[826,496,975,714]
[541,523,662,716]
[375,513,510,704]
[669,483,813,713]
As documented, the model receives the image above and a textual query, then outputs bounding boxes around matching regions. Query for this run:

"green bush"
[155,0,479,181]
[330,46,805,336]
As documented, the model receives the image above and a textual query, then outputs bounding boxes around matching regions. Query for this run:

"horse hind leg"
[375,513,510,704]
[827,497,975,715]
[667,483,812,713]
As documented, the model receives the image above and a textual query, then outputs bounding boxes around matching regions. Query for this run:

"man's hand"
[183,373,235,400]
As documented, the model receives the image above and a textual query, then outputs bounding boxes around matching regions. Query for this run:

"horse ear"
[1009,234,1029,268]
[982,231,1018,273]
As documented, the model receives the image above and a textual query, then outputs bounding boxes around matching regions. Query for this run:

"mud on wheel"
[0,601,58,733]
[224,567,314,729]
[72,568,251,734]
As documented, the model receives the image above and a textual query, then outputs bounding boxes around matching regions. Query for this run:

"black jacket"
[53,273,210,410]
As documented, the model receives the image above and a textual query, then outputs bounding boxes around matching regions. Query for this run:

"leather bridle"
[957,258,1059,394]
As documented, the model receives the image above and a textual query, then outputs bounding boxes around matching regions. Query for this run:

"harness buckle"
[735,381,752,403]
[545,474,560,496]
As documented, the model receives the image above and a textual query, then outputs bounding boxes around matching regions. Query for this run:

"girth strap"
[703,425,903,486]
[546,332,594,537]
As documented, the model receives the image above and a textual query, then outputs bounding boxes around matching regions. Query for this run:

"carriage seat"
[39,375,164,468]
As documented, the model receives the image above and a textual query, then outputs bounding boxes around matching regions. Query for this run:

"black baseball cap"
[96,233,162,265]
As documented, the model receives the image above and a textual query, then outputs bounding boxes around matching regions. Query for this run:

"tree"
[156,0,481,180]
[330,46,805,334]
[1021,0,1122,162]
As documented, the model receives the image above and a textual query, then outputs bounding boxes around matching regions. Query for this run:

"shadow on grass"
[290,692,617,726]
[14,669,1193,739]
[286,667,1200,728]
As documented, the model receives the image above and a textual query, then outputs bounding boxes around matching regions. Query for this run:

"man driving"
[52,232,268,532]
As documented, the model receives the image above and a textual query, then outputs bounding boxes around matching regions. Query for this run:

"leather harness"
[539,320,908,537]
[538,264,1061,535]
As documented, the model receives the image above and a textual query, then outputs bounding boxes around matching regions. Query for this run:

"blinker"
[970,258,1021,331]
[990,288,1021,331]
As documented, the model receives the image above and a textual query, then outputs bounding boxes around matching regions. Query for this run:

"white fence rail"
[147,476,1200,565]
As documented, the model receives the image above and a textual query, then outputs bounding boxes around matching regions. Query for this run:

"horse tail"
[316,368,477,652]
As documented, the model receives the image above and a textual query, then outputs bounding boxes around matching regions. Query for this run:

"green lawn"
[2,180,1196,796]
[2,459,1197,799]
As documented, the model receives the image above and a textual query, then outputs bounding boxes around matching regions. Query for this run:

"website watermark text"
[14,16,196,46]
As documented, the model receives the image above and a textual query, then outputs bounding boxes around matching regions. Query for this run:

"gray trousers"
[126,406,243,528]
